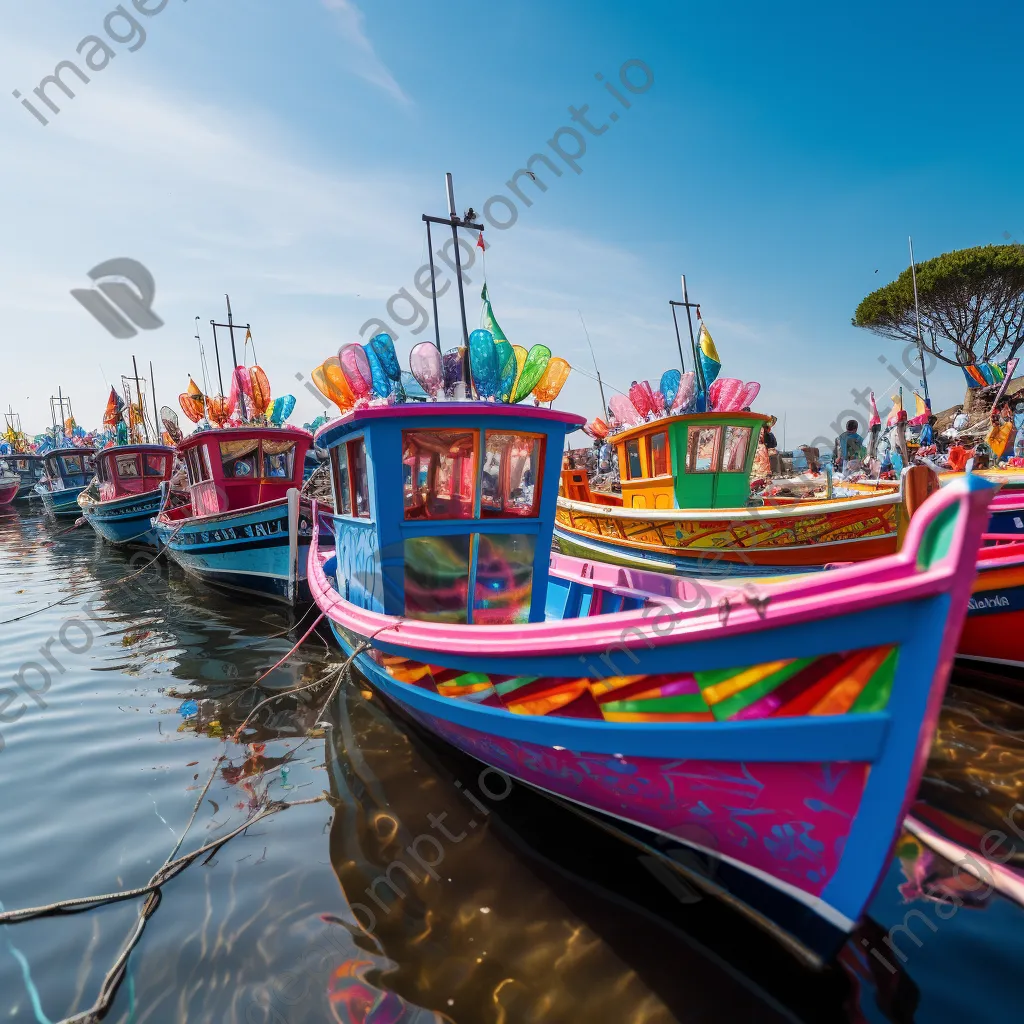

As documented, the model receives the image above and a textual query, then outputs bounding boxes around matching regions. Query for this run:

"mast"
[131,354,149,443]
[578,311,609,421]
[210,319,225,398]
[908,237,931,410]
[670,276,706,397]
[150,360,160,441]
[225,294,248,422]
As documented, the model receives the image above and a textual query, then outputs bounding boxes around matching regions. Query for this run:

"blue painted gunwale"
[85,488,164,547]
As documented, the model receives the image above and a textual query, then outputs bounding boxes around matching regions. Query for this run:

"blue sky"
[3,0,1022,446]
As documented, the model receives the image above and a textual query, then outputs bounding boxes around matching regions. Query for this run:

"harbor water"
[2,503,1024,1024]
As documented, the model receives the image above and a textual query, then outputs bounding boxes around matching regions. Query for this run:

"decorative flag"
[480,284,508,343]
[887,391,903,427]
[477,231,487,251]
[991,358,1019,409]
[962,360,1008,388]
[697,323,721,388]
[908,391,930,427]
[102,387,125,429]
[869,391,881,429]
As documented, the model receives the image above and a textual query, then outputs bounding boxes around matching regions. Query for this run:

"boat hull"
[957,545,1024,674]
[37,484,88,519]
[84,488,164,547]
[154,496,316,605]
[0,479,18,507]
[553,493,900,576]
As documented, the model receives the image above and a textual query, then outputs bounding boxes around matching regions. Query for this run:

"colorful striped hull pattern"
[376,644,898,723]
[554,502,899,566]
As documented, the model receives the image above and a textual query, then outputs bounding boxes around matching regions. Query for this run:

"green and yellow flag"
[481,284,508,343]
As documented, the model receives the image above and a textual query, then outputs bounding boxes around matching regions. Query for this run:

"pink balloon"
[738,381,761,408]
[339,344,374,399]
[609,394,641,426]
[708,377,743,412]
[628,382,654,419]
[672,372,696,413]
[409,342,443,397]
[651,391,666,415]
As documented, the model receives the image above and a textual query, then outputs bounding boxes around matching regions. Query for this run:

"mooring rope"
[0,639,371,1023]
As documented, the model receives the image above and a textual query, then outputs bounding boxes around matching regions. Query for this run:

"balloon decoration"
[469,329,500,399]
[160,406,183,444]
[707,377,761,413]
[659,370,681,412]
[510,346,528,400]
[206,395,232,427]
[269,395,296,426]
[442,348,466,399]
[370,334,402,388]
[673,372,697,413]
[511,345,551,403]
[249,366,272,417]
[363,342,392,398]
[628,381,656,419]
[738,381,761,409]
[312,358,354,414]
[590,417,609,438]
[608,394,641,427]
[495,340,517,402]
[532,357,571,404]
[339,344,374,401]
[410,342,444,398]
[178,378,206,424]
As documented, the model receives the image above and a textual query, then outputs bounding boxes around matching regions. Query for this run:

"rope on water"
[0,639,371,1023]
[0,522,185,627]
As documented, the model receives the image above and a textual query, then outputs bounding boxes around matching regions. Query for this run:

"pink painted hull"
[0,479,19,506]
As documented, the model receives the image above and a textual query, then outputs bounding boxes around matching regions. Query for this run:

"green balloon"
[511,345,551,403]
[495,340,516,401]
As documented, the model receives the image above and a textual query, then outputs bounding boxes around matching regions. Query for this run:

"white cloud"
[320,0,410,105]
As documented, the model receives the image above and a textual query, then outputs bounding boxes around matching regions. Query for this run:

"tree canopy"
[852,244,1024,367]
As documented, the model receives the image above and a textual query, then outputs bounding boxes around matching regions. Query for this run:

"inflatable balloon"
[339,344,374,400]
[469,329,500,399]
[737,381,761,409]
[608,394,641,427]
[590,417,609,438]
[707,377,743,412]
[362,341,391,398]
[370,333,401,381]
[532,356,571,403]
[659,370,681,412]
[312,358,355,413]
[511,345,551,403]
[269,395,296,426]
[628,381,656,419]
[178,378,206,423]
[510,345,528,399]
[410,342,444,398]
[249,366,272,416]
[673,372,697,413]
[206,395,232,427]
[495,340,516,402]
[651,391,666,415]
[442,347,466,398]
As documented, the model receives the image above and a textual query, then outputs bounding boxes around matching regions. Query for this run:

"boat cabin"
[41,448,95,491]
[94,444,175,502]
[609,411,770,510]
[316,403,585,625]
[2,452,44,489]
[176,426,313,517]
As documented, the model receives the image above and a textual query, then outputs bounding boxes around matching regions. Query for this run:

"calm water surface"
[2,503,1024,1023]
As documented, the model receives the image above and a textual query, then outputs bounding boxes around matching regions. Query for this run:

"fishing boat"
[308,391,994,965]
[152,424,316,604]
[82,444,176,547]
[36,447,96,518]
[2,453,45,500]
[555,410,904,576]
[0,470,19,506]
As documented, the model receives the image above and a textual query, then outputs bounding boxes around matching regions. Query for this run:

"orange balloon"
[206,395,232,426]
[249,365,272,416]
[312,357,355,413]
[179,392,205,423]
[532,356,571,403]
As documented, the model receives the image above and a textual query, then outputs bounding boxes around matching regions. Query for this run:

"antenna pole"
[446,173,470,346]
[669,303,687,374]
[681,276,706,394]
[210,320,225,397]
[150,361,160,442]
[908,237,931,409]
[425,219,442,351]
[225,294,248,421]
[578,311,609,420]
[131,354,148,443]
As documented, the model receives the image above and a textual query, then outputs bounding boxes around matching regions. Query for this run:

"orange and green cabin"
[609,411,770,510]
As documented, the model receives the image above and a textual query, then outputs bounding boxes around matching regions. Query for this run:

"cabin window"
[61,455,83,476]
[402,430,477,520]
[144,454,168,478]
[262,441,296,480]
[722,426,752,472]
[16,460,27,472]
[648,432,669,476]
[472,534,535,624]
[624,439,643,479]
[200,446,213,480]
[95,458,108,483]
[348,439,371,518]
[481,432,544,518]
[686,427,722,473]
[404,535,471,623]
[331,444,352,515]
[220,439,259,479]
[116,454,140,478]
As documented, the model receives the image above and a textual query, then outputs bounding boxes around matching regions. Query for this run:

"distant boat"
[36,448,96,519]
[0,471,18,507]
[152,425,318,604]
[308,397,994,965]
[3,453,46,500]
[81,444,176,547]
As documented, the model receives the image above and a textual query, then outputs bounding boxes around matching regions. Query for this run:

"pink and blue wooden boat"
[35,448,96,518]
[308,400,994,965]
[82,444,175,547]
[152,425,317,604]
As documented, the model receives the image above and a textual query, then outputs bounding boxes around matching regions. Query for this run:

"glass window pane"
[115,454,140,478]
[481,432,544,517]
[649,432,669,476]
[473,533,535,624]
[404,535,471,623]
[333,445,352,515]
[349,440,371,518]
[62,456,83,476]
[624,438,642,479]
[722,426,752,472]
[687,427,721,473]
[144,454,167,477]
[262,444,295,479]
[402,430,477,520]
[201,445,213,481]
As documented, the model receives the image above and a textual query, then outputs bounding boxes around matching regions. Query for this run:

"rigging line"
[567,362,629,398]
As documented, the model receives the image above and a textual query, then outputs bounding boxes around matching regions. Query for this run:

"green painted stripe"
[494,676,540,695]
[851,648,899,713]
[712,657,816,721]
[603,693,712,714]
[445,671,493,687]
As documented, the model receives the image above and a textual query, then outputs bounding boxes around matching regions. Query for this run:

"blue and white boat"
[152,425,318,604]
[82,444,175,547]
[36,448,96,519]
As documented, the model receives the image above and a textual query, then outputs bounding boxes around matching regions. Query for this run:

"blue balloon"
[270,394,296,425]
[469,329,499,399]
[370,333,401,382]
[495,340,516,402]
[363,342,392,398]
[659,369,681,412]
